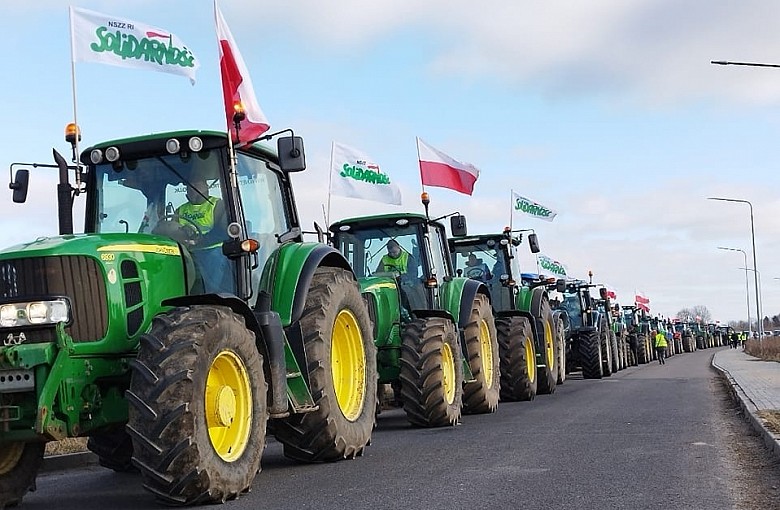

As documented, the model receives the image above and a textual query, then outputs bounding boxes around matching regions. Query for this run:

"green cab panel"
[359,276,402,383]
[440,277,469,325]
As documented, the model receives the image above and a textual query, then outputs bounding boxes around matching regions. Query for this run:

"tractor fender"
[441,277,490,330]
[528,286,549,319]
[161,293,290,415]
[552,308,571,339]
[261,242,352,327]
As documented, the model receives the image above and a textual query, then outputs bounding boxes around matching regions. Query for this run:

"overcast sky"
[2,1,780,324]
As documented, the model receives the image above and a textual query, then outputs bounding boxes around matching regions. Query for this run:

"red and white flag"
[635,291,650,312]
[215,1,269,145]
[417,137,480,195]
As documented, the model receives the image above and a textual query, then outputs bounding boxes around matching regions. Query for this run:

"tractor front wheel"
[87,426,135,472]
[274,267,377,461]
[400,317,464,427]
[127,305,266,505]
[536,299,559,395]
[462,294,500,414]
[580,330,603,379]
[0,441,44,509]
[497,316,537,402]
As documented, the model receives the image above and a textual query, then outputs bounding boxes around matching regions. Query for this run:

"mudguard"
[441,277,489,330]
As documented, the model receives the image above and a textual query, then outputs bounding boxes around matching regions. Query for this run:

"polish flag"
[215,1,269,145]
[635,291,650,312]
[417,137,480,195]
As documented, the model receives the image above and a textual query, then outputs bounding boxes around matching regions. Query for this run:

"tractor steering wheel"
[465,266,485,280]
[153,213,205,245]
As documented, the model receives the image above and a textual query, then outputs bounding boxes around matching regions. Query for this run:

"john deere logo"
[514,198,553,218]
[89,27,196,69]
[340,163,391,185]
[4,332,26,346]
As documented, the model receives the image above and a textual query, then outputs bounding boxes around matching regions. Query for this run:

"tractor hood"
[0,233,182,259]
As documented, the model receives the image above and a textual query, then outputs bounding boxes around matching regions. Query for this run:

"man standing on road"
[654,329,667,365]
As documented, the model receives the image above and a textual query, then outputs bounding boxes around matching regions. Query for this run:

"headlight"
[0,299,71,328]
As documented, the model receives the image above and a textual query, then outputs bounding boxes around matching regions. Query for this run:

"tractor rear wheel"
[0,441,44,509]
[610,331,620,374]
[87,426,135,472]
[580,330,603,379]
[127,305,266,506]
[497,316,537,402]
[601,327,613,377]
[399,317,463,427]
[274,267,377,461]
[462,294,500,414]
[555,317,567,385]
[536,299,559,395]
[636,334,649,364]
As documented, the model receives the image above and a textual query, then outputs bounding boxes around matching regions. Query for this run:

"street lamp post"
[718,247,751,337]
[741,267,764,337]
[708,197,762,337]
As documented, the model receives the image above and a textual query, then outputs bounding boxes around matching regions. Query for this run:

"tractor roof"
[330,213,436,233]
[80,130,277,165]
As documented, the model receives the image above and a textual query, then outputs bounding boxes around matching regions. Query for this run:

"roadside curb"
[711,353,780,460]
[41,452,99,473]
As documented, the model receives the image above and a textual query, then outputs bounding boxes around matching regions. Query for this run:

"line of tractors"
[0,128,729,507]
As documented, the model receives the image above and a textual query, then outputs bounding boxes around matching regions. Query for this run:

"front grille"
[0,256,108,343]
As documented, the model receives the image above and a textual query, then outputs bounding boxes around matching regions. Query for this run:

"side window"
[236,153,290,306]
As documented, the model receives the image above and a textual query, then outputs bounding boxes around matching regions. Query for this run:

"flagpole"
[68,7,81,176]
[416,136,426,196]
[326,141,334,227]
[509,189,514,231]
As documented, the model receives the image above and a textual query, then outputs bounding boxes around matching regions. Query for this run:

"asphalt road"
[22,348,780,510]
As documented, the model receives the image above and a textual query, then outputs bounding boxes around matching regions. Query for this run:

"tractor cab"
[330,213,453,312]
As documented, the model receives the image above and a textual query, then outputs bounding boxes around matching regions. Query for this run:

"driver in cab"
[465,253,492,282]
[176,179,221,244]
[375,239,414,276]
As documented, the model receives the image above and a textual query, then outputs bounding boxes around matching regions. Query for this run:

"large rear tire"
[580,330,603,379]
[555,317,567,385]
[497,316,537,402]
[536,299,559,395]
[127,306,266,506]
[0,442,44,509]
[636,334,649,364]
[610,330,619,374]
[462,294,500,414]
[274,267,377,461]
[399,317,463,427]
[601,326,613,377]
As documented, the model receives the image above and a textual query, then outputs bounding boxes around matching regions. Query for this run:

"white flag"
[512,191,557,222]
[330,142,402,205]
[537,254,568,279]
[70,6,199,84]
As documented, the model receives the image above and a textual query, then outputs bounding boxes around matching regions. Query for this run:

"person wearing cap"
[376,239,413,275]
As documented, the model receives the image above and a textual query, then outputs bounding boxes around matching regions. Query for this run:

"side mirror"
[556,278,566,293]
[527,232,540,253]
[450,215,467,237]
[277,136,306,172]
[10,169,29,203]
[599,287,608,299]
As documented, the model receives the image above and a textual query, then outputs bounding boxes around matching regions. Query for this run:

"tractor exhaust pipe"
[52,149,73,235]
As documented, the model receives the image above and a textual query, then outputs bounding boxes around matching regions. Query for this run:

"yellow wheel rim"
[479,319,494,388]
[0,442,24,475]
[524,337,536,383]
[544,319,555,368]
[441,341,456,404]
[206,350,252,462]
[331,309,367,422]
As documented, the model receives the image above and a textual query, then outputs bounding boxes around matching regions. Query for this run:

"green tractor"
[329,202,500,427]
[557,278,614,379]
[622,306,652,364]
[448,229,562,400]
[0,129,378,506]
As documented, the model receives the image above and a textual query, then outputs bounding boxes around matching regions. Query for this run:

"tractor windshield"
[562,292,585,328]
[93,149,225,236]
[450,242,500,283]
[334,226,422,280]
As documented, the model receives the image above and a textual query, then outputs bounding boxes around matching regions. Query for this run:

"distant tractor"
[449,228,563,400]
[329,202,500,427]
